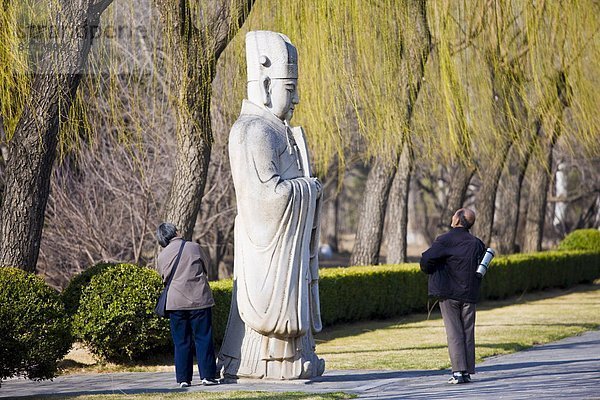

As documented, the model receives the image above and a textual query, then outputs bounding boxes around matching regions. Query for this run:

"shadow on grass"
[477,283,600,311]
[319,344,448,355]
[58,349,175,374]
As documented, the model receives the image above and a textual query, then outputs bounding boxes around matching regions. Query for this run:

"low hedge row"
[59,249,600,361]
[479,250,600,299]
[210,250,600,341]
[5,247,596,381]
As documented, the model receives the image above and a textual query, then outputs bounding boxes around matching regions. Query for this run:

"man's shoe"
[462,372,472,383]
[201,378,219,386]
[448,372,466,384]
[179,382,190,388]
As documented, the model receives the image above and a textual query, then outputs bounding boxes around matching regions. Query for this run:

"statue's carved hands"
[311,177,323,198]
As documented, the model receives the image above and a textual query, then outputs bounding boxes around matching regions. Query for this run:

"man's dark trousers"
[169,308,217,383]
[439,299,476,374]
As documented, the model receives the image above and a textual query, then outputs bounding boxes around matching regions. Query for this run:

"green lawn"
[61,282,600,374]
[315,282,600,370]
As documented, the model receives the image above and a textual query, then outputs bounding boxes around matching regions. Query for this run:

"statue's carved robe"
[218,100,324,379]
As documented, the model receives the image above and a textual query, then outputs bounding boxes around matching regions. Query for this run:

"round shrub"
[62,262,115,317]
[557,229,600,252]
[0,267,72,385]
[73,264,170,362]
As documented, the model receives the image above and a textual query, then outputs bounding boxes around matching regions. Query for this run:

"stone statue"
[218,31,325,380]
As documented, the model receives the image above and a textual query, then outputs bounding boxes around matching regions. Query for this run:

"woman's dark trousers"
[169,308,217,383]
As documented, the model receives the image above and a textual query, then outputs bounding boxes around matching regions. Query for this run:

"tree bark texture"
[386,142,414,264]
[523,120,559,252]
[350,157,397,266]
[0,0,113,272]
[495,143,532,254]
[0,116,6,202]
[472,59,526,245]
[351,0,430,266]
[473,151,509,246]
[523,72,569,253]
[154,0,255,239]
[321,162,341,253]
[437,162,476,235]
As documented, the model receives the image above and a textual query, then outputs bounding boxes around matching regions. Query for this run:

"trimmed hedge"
[318,264,427,325]
[62,262,115,317]
[558,229,600,252]
[208,250,600,338]
[210,280,235,347]
[479,250,600,299]
[73,264,170,362]
[67,250,600,357]
[0,268,72,385]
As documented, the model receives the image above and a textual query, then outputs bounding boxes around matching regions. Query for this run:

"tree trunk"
[163,102,213,239]
[386,142,414,264]
[321,162,341,253]
[472,141,512,245]
[496,143,531,254]
[351,0,430,266]
[438,162,476,235]
[523,72,569,253]
[522,150,553,253]
[350,157,397,266]
[154,0,255,240]
[0,0,113,272]
[523,119,559,253]
[0,116,6,201]
[472,58,525,245]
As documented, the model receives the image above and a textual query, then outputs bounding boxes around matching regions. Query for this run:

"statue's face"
[268,78,299,122]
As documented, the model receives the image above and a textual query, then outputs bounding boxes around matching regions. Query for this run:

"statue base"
[218,324,325,380]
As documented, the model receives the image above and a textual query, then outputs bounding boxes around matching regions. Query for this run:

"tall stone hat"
[246,30,298,82]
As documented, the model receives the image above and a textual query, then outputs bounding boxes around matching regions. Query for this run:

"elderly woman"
[156,222,219,387]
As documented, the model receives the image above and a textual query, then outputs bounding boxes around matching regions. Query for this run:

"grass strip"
[315,282,600,370]
[60,283,600,374]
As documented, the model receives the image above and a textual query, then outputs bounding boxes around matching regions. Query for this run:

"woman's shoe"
[201,378,219,386]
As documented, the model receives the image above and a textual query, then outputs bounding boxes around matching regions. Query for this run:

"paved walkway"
[2,330,599,399]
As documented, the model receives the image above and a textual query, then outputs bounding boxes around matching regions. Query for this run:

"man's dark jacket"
[420,227,485,303]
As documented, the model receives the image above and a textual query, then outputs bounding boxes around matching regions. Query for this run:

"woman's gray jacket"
[156,237,215,311]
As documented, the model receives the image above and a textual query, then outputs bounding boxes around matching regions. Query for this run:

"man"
[420,208,485,384]
[218,31,324,380]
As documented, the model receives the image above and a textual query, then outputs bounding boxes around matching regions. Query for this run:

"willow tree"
[0,0,113,272]
[412,0,599,253]
[475,0,600,252]
[416,0,478,238]
[152,0,255,239]
[378,0,431,265]
[520,1,599,251]
[346,0,431,266]
[458,1,532,246]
